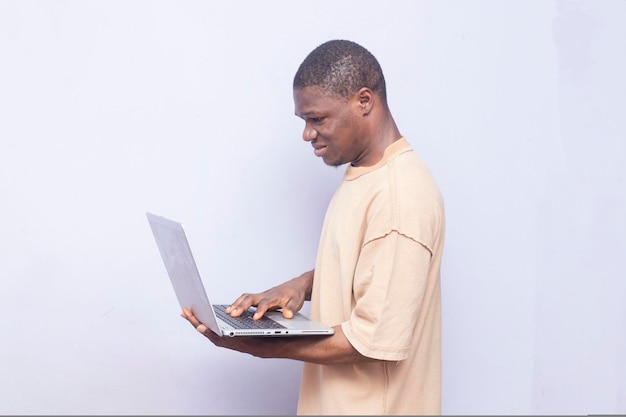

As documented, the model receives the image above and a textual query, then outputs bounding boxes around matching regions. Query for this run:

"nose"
[302,124,318,142]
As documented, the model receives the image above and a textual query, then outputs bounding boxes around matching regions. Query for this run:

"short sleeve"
[341,231,432,361]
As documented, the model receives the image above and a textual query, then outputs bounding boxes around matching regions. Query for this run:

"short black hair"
[293,39,387,103]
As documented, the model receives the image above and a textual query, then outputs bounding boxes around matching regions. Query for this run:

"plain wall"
[0,0,624,414]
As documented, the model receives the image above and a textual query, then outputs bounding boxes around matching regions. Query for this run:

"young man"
[182,39,445,415]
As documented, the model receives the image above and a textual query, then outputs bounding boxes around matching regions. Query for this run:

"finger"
[252,299,273,320]
[182,308,213,335]
[281,308,294,319]
[226,293,260,317]
[225,294,249,315]
[282,299,303,319]
[181,308,201,328]
[181,307,194,322]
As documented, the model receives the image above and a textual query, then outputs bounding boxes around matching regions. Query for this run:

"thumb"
[282,308,294,319]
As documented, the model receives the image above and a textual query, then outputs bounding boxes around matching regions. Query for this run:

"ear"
[357,87,374,115]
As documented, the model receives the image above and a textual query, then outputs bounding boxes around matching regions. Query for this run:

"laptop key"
[213,304,286,330]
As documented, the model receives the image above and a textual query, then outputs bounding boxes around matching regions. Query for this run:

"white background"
[1,0,625,415]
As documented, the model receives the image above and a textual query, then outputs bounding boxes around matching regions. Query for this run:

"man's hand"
[226,270,314,320]
[181,308,275,357]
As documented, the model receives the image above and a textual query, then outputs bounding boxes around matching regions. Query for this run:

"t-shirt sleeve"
[341,231,431,361]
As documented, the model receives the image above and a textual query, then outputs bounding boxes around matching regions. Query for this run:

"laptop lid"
[146,212,334,337]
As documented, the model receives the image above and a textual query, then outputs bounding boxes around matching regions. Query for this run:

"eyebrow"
[295,110,321,118]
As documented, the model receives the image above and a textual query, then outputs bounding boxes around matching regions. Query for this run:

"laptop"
[146,212,334,337]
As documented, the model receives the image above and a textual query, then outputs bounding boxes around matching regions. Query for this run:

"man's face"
[294,86,367,167]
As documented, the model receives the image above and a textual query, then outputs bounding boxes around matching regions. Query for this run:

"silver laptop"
[146,212,334,337]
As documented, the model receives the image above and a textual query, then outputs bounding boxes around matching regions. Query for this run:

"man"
[182,39,445,415]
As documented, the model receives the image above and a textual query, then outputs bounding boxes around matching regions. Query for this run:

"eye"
[311,117,325,124]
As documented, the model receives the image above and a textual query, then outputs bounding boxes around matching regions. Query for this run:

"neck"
[371,114,402,157]
[351,115,402,167]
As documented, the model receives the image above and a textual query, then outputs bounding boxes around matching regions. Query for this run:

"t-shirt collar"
[344,137,410,181]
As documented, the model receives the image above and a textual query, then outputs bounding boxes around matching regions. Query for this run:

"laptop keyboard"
[213,304,286,330]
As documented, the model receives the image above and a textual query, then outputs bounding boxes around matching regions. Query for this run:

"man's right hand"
[225,269,314,320]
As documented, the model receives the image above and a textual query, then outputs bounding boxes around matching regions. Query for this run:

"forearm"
[189,269,379,364]
[258,325,376,365]
[266,270,377,364]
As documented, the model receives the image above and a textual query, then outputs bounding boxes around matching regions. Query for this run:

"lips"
[313,144,327,157]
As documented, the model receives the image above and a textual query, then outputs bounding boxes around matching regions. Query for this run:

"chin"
[322,157,343,167]
[321,153,347,167]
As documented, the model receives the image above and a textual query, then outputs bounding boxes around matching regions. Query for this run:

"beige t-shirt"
[297,138,445,415]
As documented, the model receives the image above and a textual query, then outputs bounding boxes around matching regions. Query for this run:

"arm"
[180,269,373,365]
[181,234,432,364]
[182,308,374,365]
